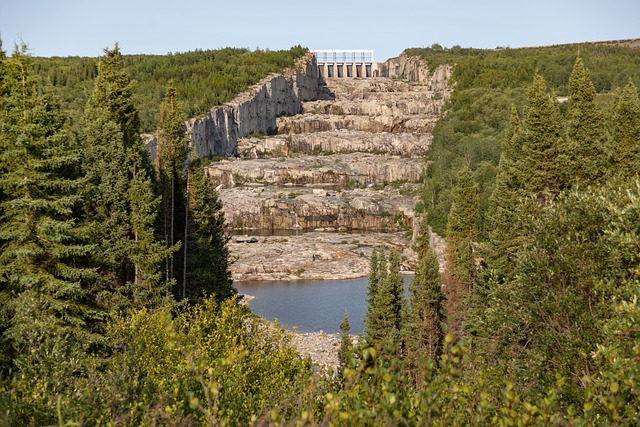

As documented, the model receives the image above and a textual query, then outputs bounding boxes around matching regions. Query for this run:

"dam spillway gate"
[312,50,379,78]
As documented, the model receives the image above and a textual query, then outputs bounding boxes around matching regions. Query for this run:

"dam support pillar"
[312,50,379,79]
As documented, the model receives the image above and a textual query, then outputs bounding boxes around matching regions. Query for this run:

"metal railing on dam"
[311,49,379,78]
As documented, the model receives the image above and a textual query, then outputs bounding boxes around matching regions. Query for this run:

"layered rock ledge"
[220,184,418,232]
[230,230,417,282]
[207,153,425,188]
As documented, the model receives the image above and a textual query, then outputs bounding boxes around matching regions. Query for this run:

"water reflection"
[235,276,412,335]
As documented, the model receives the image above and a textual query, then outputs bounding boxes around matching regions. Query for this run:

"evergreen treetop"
[521,73,563,199]
[611,80,640,176]
[404,223,444,372]
[561,55,609,186]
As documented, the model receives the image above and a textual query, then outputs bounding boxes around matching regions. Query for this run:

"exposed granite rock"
[277,112,438,135]
[381,56,452,89]
[220,56,453,368]
[291,332,359,372]
[275,65,447,145]
[188,54,321,157]
[229,231,417,282]
[237,131,432,158]
[206,153,425,188]
[220,184,418,232]
[214,54,452,281]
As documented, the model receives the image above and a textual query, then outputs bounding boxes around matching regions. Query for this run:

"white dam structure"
[312,50,380,78]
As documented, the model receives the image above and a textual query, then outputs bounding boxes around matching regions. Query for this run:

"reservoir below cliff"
[235,275,413,335]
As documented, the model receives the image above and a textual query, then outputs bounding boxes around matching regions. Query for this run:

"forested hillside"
[346,49,640,424]
[411,41,640,237]
[31,45,308,132]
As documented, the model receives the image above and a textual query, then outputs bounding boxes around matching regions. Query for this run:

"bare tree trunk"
[182,168,190,299]
[170,174,175,282]
[163,171,171,294]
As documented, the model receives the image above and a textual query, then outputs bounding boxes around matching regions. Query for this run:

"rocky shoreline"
[291,331,357,372]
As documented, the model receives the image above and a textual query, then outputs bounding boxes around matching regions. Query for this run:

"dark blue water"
[235,276,412,335]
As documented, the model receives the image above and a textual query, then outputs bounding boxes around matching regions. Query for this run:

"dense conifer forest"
[411,42,640,237]
[1,39,640,425]
[31,45,308,133]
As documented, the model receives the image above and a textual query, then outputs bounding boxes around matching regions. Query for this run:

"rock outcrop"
[238,132,432,158]
[220,184,418,232]
[292,332,359,372]
[381,55,452,88]
[207,153,425,188]
[230,231,417,282]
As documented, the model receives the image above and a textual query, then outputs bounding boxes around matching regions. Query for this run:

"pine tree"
[364,247,387,347]
[560,55,609,186]
[184,157,235,302]
[386,248,404,334]
[337,311,352,379]
[128,163,174,305]
[366,246,381,306]
[521,73,563,201]
[443,164,478,336]
[88,43,141,151]
[156,83,187,284]
[403,217,444,376]
[364,247,403,350]
[0,44,101,416]
[611,80,640,177]
[485,105,526,278]
[364,247,380,345]
[81,104,131,282]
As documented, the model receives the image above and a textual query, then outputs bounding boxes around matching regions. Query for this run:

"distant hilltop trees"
[32,45,308,133]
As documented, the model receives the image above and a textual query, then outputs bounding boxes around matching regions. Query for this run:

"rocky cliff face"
[145,53,322,158]
[188,53,322,157]
[219,184,418,232]
[145,54,450,160]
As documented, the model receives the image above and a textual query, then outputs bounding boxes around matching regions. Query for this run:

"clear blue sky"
[1,0,638,61]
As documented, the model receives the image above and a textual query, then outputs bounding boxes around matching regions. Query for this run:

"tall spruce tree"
[484,105,526,279]
[403,217,444,376]
[387,248,404,335]
[364,247,403,350]
[443,164,478,336]
[81,44,168,297]
[611,80,640,177]
[521,73,563,201]
[560,55,609,186]
[128,162,173,305]
[364,246,382,345]
[364,247,388,347]
[337,311,352,380]
[184,157,235,302]
[0,44,102,419]
[156,83,188,285]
